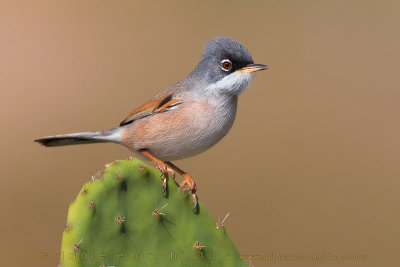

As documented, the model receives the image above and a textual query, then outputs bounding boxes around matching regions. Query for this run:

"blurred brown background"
[1,1,399,266]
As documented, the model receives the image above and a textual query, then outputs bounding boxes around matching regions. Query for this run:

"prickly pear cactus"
[60,157,247,266]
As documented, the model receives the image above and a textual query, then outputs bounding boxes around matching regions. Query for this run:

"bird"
[35,36,269,210]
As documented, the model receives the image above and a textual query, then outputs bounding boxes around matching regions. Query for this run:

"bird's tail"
[34,127,122,147]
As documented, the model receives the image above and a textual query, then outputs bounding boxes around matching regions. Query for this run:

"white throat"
[206,72,253,95]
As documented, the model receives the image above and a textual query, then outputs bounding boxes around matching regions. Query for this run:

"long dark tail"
[34,128,121,147]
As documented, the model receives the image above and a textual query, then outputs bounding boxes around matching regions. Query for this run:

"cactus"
[59,157,247,266]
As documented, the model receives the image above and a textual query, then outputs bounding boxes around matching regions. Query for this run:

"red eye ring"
[221,59,232,71]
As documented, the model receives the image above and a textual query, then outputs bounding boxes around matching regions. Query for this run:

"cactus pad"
[60,157,247,266]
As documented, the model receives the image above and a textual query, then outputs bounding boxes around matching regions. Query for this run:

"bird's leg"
[139,150,175,193]
[166,161,198,210]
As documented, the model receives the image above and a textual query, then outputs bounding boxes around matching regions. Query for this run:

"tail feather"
[34,128,121,147]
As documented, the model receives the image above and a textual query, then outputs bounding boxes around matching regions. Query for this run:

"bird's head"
[189,37,268,95]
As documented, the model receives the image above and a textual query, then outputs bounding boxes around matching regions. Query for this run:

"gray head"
[187,37,268,95]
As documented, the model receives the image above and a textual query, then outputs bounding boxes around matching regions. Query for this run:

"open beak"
[239,64,269,73]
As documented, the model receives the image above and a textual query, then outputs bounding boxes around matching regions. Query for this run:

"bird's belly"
[126,97,237,161]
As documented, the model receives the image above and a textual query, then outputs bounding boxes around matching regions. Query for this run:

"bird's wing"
[119,94,183,126]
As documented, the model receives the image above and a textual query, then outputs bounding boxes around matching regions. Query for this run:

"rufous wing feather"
[120,94,183,126]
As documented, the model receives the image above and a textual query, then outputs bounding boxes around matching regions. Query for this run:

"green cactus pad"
[60,157,247,267]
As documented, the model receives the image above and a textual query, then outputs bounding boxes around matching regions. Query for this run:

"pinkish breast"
[123,95,238,161]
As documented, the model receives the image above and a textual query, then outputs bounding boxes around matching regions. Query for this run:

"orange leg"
[140,150,175,193]
[166,161,198,210]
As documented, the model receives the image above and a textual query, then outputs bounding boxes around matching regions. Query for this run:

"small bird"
[35,37,268,209]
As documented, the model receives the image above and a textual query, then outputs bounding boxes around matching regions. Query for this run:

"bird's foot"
[154,159,175,193]
[179,174,198,210]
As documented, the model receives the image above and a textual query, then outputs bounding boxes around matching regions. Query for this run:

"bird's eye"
[221,59,232,71]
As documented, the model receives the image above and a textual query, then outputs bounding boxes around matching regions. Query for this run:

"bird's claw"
[192,193,198,211]
[154,160,170,194]
[153,158,196,210]
[179,174,197,210]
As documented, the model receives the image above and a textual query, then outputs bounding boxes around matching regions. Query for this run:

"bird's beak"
[238,64,269,73]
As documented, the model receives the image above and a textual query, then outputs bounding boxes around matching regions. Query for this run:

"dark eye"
[221,59,232,71]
